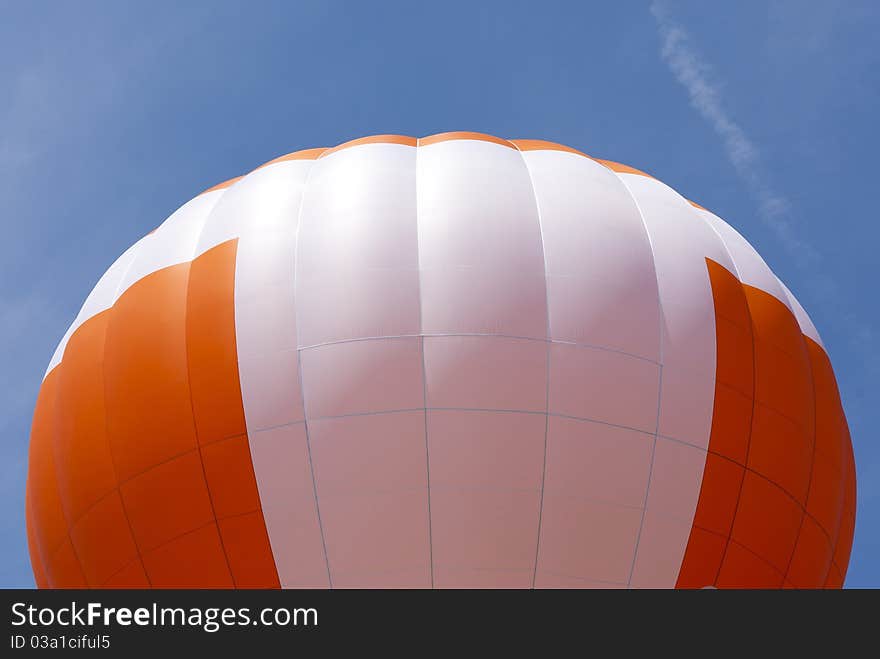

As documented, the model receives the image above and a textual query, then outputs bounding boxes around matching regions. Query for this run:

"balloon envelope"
[26,132,855,588]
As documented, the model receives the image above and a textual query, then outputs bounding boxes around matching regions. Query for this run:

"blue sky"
[1,0,877,587]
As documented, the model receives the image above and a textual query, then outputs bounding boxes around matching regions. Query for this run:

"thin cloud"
[649,1,876,431]
[650,1,817,263]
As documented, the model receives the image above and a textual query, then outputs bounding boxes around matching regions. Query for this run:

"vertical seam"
[779,284,820,585]
[47,373,91,587]
[101,190,227,586]
[699,216,758,587]
[229,208,285,589]
[606,172,665,589]
[292,159,334,588]
[45,231,151,586]
[415,137,435,588]
[95,236,158,588]
[511,143,552,589]
[183,190,244,587]
[98,328,153,587]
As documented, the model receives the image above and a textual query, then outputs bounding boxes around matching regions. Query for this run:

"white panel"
[43,189,226,377]
[292,143,429,587]
[518,150,660,361]
[194,162,309,258]
[777,278,824,349]
[416,140,547,337]
[230,160,316,431]
[248,423,329,587]
[295,144,419,347]
[75,242,143,324]
[116,190,224,292]
[300,337,424,419]
[535,416,650,587]
[223,159,328,586]
[611,172,737,589]
[44,241,143,376]
[423,335,546,412]
[698,208,793,310]
[45,324,75,377]
[427,409,544,588]
[629,511,695,589]
[549,343,660,434]
[615,174,735,448]
[308,411,431,588]
[416,140,548,586]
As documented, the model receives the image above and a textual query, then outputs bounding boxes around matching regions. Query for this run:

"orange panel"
[509,139,591,158]
[707,260,752,326]
[186,240,247,444]
[27,369,69,565]
[201,435,262,519]
[834,431,856,572]
[708,267,755,466]
[751,340,815,438]
[185,239,279,585]
[691,454,744,537]
[25,492,48,588]
[841,434,856,516]
[785,514,833,588]
[320,134,417,158]
[69,490,140,586]
[103,262,199,482]
[119,451,215,552]
[186,240,247,445]
[843,424,856,508]
[825,562,844,589]
[217,512,281,588]
[419,131,515,149]
[807,330,850,549]
[748,404,812,504]
[142,524,233,588]
[102,558,151,588]
[254,147,327,170]
[716,540,784,589]
[29,242,285,588]
[200,176,243,195]
[676,260,754,587]
[805,338,845,473]
[742,285,805,351]
[744,287,814,437]
[729,472,802,574]
[593,159,654,178]
[806,455,844,541]
[714,316,754,396]
[46,537,87,588]
[834,509,855,576]
[54,310,117,524]
[675,527,727,588]
[708,384,753,464]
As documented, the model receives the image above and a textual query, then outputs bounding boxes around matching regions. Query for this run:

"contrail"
[650,1,818,263]
[649,1,876,448]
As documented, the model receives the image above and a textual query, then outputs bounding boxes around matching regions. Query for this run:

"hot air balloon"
[26,132,855,589]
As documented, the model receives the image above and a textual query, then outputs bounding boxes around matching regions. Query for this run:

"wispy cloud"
[650,1,817,263]
[649,1,877,418]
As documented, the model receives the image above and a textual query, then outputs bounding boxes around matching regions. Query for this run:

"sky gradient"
[1,0,877,587]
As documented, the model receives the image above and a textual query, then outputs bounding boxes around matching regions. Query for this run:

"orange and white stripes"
[26,133,855,589]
